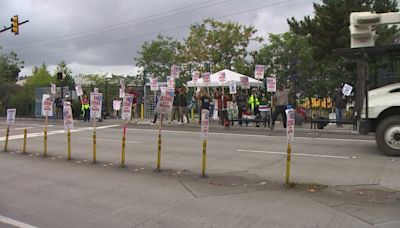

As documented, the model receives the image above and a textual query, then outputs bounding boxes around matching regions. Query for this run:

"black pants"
[153,113,158,123]
[84,109,90,121]
[272,105,287,128]
[238,106,246,125]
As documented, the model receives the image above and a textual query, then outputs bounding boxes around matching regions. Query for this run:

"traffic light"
[57,72,63,80]
[11,15,19,35]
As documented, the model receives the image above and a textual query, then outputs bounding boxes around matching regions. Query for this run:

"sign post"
[42,94,53,157]
[200,109,210,177]
[156,87,175,171]
[63,101,74,160]
[4,109,16,152]
[121,94,134,167]
[90,92,103,163]
[285,109,295,187]
[267,75,277,113]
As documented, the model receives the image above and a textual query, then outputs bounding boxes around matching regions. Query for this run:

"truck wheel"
[376,116,400,156]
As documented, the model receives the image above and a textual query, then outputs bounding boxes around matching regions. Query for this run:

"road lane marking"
[237,149,352,159]
[0,214,38,228]
[127,128,374,143]
[0,127,36,132]
[0,125,120,142]
[78,137,141,144]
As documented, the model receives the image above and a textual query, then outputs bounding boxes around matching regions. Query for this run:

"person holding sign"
[271,84,291,130]
[333,84,349,127]
[197,89,211,124]
[81,94,90,122]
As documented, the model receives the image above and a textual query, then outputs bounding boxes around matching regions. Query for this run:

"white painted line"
[0,214,38,228]
[237,149,351,159]
[0,127,35,132]
[0,125,120,142]
[127,128,374,143]
[78,137,141,144]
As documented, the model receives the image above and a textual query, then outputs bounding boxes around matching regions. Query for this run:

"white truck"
[359,83,400,156]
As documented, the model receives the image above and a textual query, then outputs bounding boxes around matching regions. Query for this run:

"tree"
[135,34,182,81]
[183,18,263,76]
[26,63,54,89]
[0,46,24,82]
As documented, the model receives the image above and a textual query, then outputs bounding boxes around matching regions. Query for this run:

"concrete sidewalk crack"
[176,178,198,198]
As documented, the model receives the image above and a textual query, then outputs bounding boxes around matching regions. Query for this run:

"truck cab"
[359,82,400,156]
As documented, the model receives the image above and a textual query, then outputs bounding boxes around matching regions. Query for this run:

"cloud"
[0,0,316,76]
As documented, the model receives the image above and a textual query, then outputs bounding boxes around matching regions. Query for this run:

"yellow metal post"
[121,122,127,167]
[22,128,27,154]
[141,103,144,119]
[44,116,48,157]
[67,128,71,160]
[3,126,9,152]
[93,119,97,163]
[201,140,207,177]
[191,108,194,122]
[285,143,292,187]
[156,114,162,171]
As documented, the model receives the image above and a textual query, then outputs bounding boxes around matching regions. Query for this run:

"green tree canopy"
[26,63,54,88]
[53,60,75,88]
[135,34,182,81]
[0,47,24,82]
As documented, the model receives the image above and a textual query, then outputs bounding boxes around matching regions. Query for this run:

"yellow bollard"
[201,140,207,177]
[67,129,71,160]
[93,131,96,163]
[285,143,292,187]
[121,127,126,167]
[22,128,27,154]
[4,127,9,152]
[141,103,144,120]
[191,108,194,122]
[44,116,48,157]
[156,115,162,171]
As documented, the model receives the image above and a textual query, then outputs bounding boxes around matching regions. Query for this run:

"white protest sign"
[219,72,226,84]
[150,78,159,91]
[50,83,56,95]
[201,109,210,140]
[94,88,99,93]
[192,71,200,83]
[266,77,277,92]
[202,72,210,86]
[113,100,121,111]
[342,83,353,96]
[167,76,175,89]
[63,101,74,131]
[119,88,125,98]
[120,79,125,91]
[121,94,134,120]
[41,94,53,117]
[171,65,180,79]
[229,80,237,94]
[240,77,250,89]
[286,109,295,143]
[90,92,103,119]
[6,109,16,125]
[255,65,265,79]
[159,87,174,114]
[75,85,83,97]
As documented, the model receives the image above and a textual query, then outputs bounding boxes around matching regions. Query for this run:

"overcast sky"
[0,0,318,77]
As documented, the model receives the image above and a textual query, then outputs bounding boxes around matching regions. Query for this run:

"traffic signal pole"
[0,19,29,34]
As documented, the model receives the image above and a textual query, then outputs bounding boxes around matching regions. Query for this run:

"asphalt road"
[0,119,399,228]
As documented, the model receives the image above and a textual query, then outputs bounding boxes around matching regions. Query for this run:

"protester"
[128,87,140,124]
[214,89,229,126]
[271,84,291,129]
[248,89,260,116]
[169,87,181,124]
[258,91,271,128]
[113,96,121,119]
[151,91,160,124]
[81,94,90,122]
[198,89,211,124]
[333,84,349,127]
[55,96,63,119]
[179,88,190,124]
[236,89,247,126]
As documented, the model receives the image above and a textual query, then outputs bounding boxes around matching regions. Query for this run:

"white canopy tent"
[186,69,263,88]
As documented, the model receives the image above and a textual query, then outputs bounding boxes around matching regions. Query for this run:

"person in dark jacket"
[333,85,349,127]
[169,87,181,124]
[236,89,247,126]
[179,88,189,124]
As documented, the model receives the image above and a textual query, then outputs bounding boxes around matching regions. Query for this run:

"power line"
[22,0,294,60]
[5,0,233,49]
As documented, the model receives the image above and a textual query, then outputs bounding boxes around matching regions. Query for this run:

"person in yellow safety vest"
[81,94,90,122]
[248,90,260,115]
